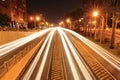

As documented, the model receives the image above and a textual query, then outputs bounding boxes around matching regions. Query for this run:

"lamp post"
[30,17,33,21]
[93,11,98,17]
[30,16,35,28]
[66,18,71,29]
[36,16,40,21]
[30,16,40,29]
[93,10,105,43]
[93,11,98,40]
[59,21,64,27]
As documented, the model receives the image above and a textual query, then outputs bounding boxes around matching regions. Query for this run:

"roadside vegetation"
[61,0,120,59]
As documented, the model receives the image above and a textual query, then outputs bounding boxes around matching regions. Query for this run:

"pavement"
[0,31,35,45]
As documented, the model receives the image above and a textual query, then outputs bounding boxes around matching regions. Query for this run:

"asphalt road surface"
[1,27,120,80]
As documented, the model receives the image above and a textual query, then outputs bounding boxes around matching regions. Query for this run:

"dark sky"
[27,0,83,23]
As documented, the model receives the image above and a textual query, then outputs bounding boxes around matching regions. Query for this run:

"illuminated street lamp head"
[93,11,98,17]
[79,19,82,22]
[59,21,64,26]
[66,19,70,23]
[61,21,64,24]
[30,17,33,20]
[36,16,40,21]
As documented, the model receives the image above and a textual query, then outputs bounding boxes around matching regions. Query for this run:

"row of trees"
[64,0,120,49]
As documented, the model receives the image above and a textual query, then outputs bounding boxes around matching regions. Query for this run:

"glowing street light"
[66,18,71,29]
[93,11,98,40]
[66,18,70,23]
[36,16,40,21]
[29,16,41,29]
[30,17,33,21]
[61,21,64,24]
[79,19,82,22]
[93,11,98,17]
[59,21,64,27]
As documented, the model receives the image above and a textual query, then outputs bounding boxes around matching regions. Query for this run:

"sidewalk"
[0,31,34,45]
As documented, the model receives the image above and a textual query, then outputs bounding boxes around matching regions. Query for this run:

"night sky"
[27,0,83,23]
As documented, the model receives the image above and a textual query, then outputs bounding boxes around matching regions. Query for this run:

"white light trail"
[57,28,80,80]
[63,28,120,71]
[60,28,94,80]
[23,28,56,80]
[0,28,52,56]
[0,37,25,49]
[35,28,56,80]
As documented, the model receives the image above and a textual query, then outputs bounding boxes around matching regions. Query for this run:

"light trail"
[0,28,52,56]
[2,27,119,79]
[23,28,56,80]
[59,28,94,80]
[57,28,80,80]
[63,28,120,71]
[0,37,26,49]
[35,28,56,80]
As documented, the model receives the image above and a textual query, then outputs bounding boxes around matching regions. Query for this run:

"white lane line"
[35,28,56,80]
[63,28,120,71]
[0,28,51,56]
[61,29,93,80]
[23,29,54,80]
[57,28,80,80]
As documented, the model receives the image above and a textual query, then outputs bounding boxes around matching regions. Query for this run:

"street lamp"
[93,11,98,40]
[59,21,64,27]
[61,21,64,24]
[29,16,35,28]
[29,16,40,29]
[93,11,98,17]
[66,19,70,23]
[93,11,105,43]
[36,16,40,21]
[66,18,71,29]
[30,17,33,20]
[79,19,82,22]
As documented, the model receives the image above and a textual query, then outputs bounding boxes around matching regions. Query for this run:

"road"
[0,27,120,80]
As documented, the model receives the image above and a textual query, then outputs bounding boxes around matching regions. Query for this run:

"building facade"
[0,0,27,29]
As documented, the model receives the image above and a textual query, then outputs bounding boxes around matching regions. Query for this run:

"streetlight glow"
[30,17,33,20]
[93,11,98,17]
[79,19,82,22]
[61,21,64,24]
[66,18,70,23]
[36,16,40,21]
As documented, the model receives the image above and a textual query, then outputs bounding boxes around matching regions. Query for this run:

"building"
[0,0,27,29]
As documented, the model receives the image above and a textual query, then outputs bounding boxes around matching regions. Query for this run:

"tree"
[63,8,85,30]
[110,0,120,49]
